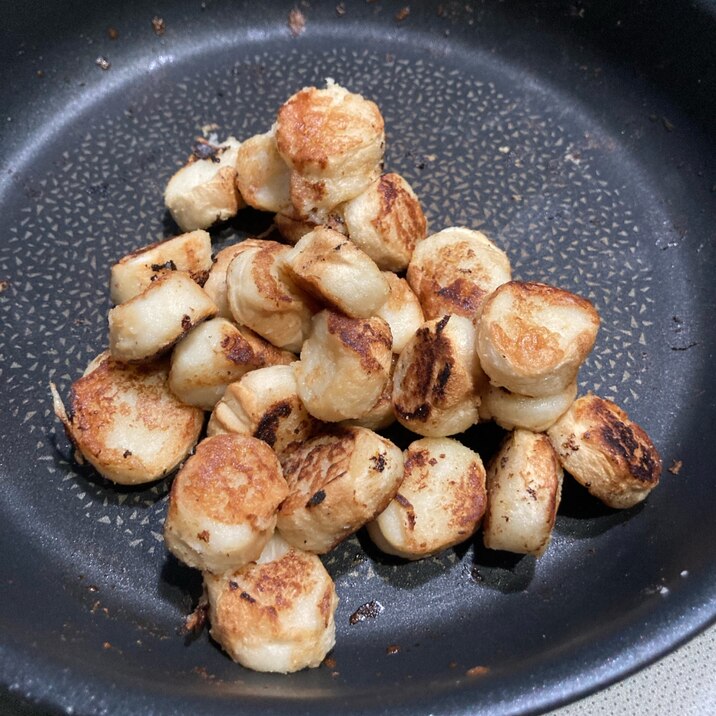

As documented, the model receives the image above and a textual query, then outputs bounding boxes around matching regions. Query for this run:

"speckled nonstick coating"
[0,1,714,715]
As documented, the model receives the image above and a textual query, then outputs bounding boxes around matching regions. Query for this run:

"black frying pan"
[1,1,715,714]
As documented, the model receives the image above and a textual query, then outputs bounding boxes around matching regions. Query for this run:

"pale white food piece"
[375,273,425,354]
[203,533,338,673]
[275,80,385,219]
[341,172,427,272]
[108,271,218,362]
[407,227,511,321]
[164,434,288,574]
[483,430,563,556]
[547,394,662,509]
[203,239,267,319]
[164,137,245,231]
[342,355,396,431]
[479,381,577,433]
[235,127,292,213]
[50,352,203,486]
[285,227,389,319]
[367,437,486,560]
[207,364,319,454]
[273,209,347,246]
[476,281,600,397]
[226,240,314,353]
[392,314,484,437]
[278,426,404,553]
[168,317,294,410]
[295,310,392,422]
[109,230,212,305]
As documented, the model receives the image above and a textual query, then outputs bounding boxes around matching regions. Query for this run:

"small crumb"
[201,122,220,135]
[0,280,9,293]
[680,570,689,578]
[87,584,99,593]
[498,145,510,154]
[662,117,675,131]
[107,27,119,40]
[288,8,306,36]
[511,194,522,202]
[152,16,166,36]
[466,665,490,677]
[102,641,112,650]
[386,644,400,655]
[323,656,337,669]
[336,2,346,15]
[95,56,111,71]
[36,70,45,78]
[349,600,384,624]
[448,660,458,668]
[658,585,670,596]
[395,6,410,21]
[668,459,683,475]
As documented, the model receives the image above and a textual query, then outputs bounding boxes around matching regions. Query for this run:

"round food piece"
[392,314,484,437]
[278,426,404,553]
[295,310,392,422]
[547,394,661,509]
[285,226,389,319]
[375,272,425,354]
[476,281,600,397]
[226,240,314,353]
[164,137,244,231]
[207,364,320,454]
[483,430,563,556]
[235,127,292,213]
[203,239,268,319]
[479,381,577,433]
[274,209,347,246]
[168,317,294,410]
[108,271,218,363]
[109,230,212,305]
[203,534,338,673]
[407,227,511,321]
[50,352,203,485]
[342,173,427,272]
[164,434,289,574]
[275,80,385,219]
[367,437,486,560]
[342,355,396,431]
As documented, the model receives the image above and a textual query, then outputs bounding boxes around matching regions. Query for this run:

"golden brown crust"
[326,312,392,374]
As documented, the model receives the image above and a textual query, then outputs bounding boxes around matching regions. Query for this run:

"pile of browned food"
[51,81,661,674]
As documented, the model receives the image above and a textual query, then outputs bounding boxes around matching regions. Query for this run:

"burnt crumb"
[306,489,326,508]
[349,600,384,625]
[197,530,210,542]
[150,260,177,272]
[323,656,337,669]
[193,665,217,681]
[181,315,192,330]
[240,591,256,604]
[370,452,387,472]
[0,280,9,293]
[395,6,410,21]
[228,580,239,591]
[103,642,112,650]
[95,56,111,71]
[466,665,490,677]
[107,27,119,40]
[288,7,306,36]
[122,449,132,458]
[151,16,166,36]
[386,644,400,655]
[184,597,208,633]
[668,459,683,475]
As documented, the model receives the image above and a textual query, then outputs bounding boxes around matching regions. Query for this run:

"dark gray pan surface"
[0,1,714,714]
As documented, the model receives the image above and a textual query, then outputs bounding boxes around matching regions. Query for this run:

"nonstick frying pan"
[1,1,715,714]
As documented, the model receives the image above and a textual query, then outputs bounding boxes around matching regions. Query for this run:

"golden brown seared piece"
[295,310,392,422]
[164,137,245,231]
[375,273,425,355]
[226,240,314,353]
[479,381,577,433]
[235,127,292,213]
[207,364,320,454]
[285,226,389,319]
[476,281,600,397]
[50,352,203,486]
[109,230,213,305]
[164,434,289,574]
[203,534,338,673]
[547,394,661,509]
[273,209,347,246]
[392,314,484,437]
[407,227,511,321]
[278,426,404,553]
[168,318,295,410]
[108,271,218,363]
[341,354,396,432]
[483,430,563,556]
[367,437,486,560]
[275,81,385,219]
[203,239,268,319]
[341,173,427,272]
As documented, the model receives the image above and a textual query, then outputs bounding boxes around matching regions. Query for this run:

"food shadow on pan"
[159,554,206,643]
[466,541,536,594]
[553,474,643,539]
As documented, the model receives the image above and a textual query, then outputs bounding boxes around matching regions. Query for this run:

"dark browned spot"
[240,591,256,604]
[370,452,386,472]
[197,530,210,543]
[228,580,239,591]
[122,449,132,458]
[221,334,255,365]
[386,644,400,655]
[150,260,177,272]
[306,489,326,508]
[181,315,192,330]
[254,401,293,447]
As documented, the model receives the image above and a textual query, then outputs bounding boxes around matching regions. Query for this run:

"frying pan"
[0,1,714,714]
